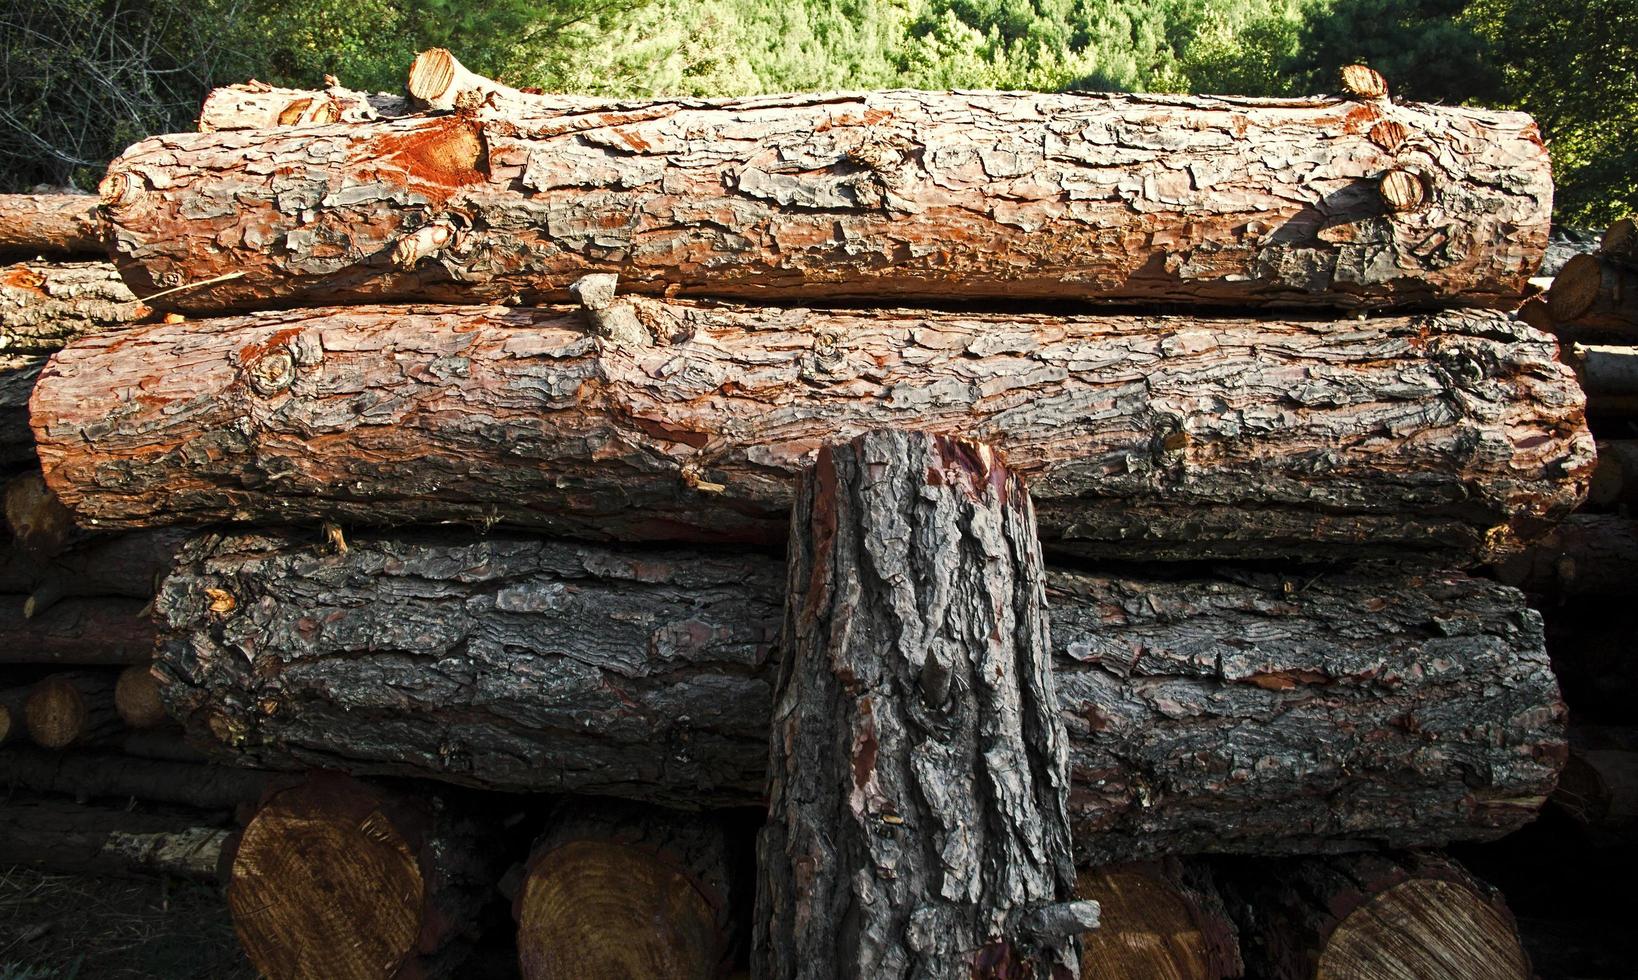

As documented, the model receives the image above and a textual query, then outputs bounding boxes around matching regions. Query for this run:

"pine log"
[1571,344,1638,416]
[756,431,1093,978]
[1601,217,1637,270]
[0,194,104,257]
[199,80,412,132]
[228,773,497,980]
[1222,851,1530,980]
[1076,860,1243,980]
[5,470,78,557]
[154,529,1565,861]
[1585,440,1638,508]
[115,661,168,728]
[1,260,146,354]
[25,670,119,748]
[1491,513,1638,596]
[515,799,737,980]
[0,683,29,744]
[0,595,156,665]
[1552,726,1638,831]
[101,77,1550,314]
[31,303,1592,563]
[0,355,45,473]
[0,796,229,880]
[0,528,186,617]
[0,744,274,808]
[1546,254,1638,334]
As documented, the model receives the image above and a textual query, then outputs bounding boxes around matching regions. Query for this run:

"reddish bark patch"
[237,327,303,366]
[1,266,45,293]
[1343,103,1384,135]
[369,117,490,199]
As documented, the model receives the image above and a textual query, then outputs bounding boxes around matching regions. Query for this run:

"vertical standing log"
[757,430,1096,979]
[1075,861,1242,980]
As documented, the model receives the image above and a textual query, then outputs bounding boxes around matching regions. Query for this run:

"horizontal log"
[0,594,157,665]
[0,194,104,257]
[0,796,229,880]
[0,528,185,612]
[1545,254,1638,335]
[32,302,1592,563]
[103,77,1550,313]
[0,354,43,473]
[1075,859,1243,979]
[1552,726,1638,831]
[155,530,1564,864]
[0,744,278,809]
[198,80,412,132]
[2,260,146,354]
[1491,513,1638,596]
[1585,440,1638,508]
[25,670,120,748]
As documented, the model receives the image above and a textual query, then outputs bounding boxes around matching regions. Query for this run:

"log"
[1222,851,1530,980]
[755,431,1093,978]
[228,773,497,980]
[24,670,119,748]
[0,683,28,745]
[0,744,274,809]
[1585,440,1638,508]
[0,357,46,473]
[154,529,1565,861]
[1598,216,1637,271]
[0,595,156,665]
[115,661,168,728]
[515,800,736,980]
[198,80,413,132]
[1552,726,1638,831]
[1,260,146,354]
[0,528,186,616]
[101,70,1551,314]
[1076,860,1243,980]
[5,469,77,557]
[0,796,228,880]
[1571,343,1638,412]
[32,302,1593,564]
[1491,513,1638,596]
[1546,254,1638,334]
[0,194,104,257]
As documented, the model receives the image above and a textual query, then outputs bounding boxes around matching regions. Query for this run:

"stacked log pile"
[2,53,1618,978]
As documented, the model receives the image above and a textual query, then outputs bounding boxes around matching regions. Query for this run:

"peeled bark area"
[32,302,1592,563]
[228,774,494,980]
[1222,852,1530,980]
[0,194,104,257]
[1076,860,1243,980]
[2,261,146,354]
[198,81,411,132]
[102,90,1549,313]
[155,530,1564,858]
[515,800,735,980]
[0,797,229,880]
[756,431,1087,979]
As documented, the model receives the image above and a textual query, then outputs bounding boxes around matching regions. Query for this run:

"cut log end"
[1076,865,1241,980]
[1601,217,1636,267]
[25,675,93,749]
[115,662,168,729]
[1340,64,1389,100]
[516,839,726,980]
[228,777,428,980]
[1316,877,1529,980]
[6,471,77,558]
[1549,253,1604,321]
[407,48,461,105]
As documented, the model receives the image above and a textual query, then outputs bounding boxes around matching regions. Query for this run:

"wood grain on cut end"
[5,471,76,558]
[114,662,168,729]
[406,48,460,104]
[0,685,28,744]
[1601,217,1636,269]
[1340,64,1389,99]
[229,778,426,980]
[1077,864,1242,980]
[1316,878,1528,980]
[25,672,114,749]
[517,840,724,980]
[1550,253,1604,321]
[1380,169,1428,213]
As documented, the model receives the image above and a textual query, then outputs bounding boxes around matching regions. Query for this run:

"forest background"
[0,0,1630,225]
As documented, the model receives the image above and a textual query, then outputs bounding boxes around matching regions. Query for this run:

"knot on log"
[390,219,458,270]
[245,349,296,396]
[98,171,140,209]
[1380,168,1431,214]
[570,274,650,346]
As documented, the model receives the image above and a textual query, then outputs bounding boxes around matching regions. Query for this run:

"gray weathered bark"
[198,80,412,132]
[756,431,1090,979]
[102,88,1549,313]
[153,529,1562,863]
[31,302,1592,564]
[1,355,45,473]
[2,261,145,354]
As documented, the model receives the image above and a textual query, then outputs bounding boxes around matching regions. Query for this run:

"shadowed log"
[199,80,413,132]
[0,797,229,880]
[0,744,275,809]
[2,260,145,354]
[1492,513,1638,596]
[25,670,119,748]
[0,195,104,257]
[1076,860,1243,980]
[0,684,28,745]
[115,662,168,728]
[1547,254,1638,335]
[103,70,1550,313]
[31,303,1592,563]
[515,800,737,980]
[5,470,78,557]
[756,431,1092,978]
[1586,440,1638,508]
[0,528,186,617]
[0,595,157,665]
[227,773,497,980]
[1553,726,1638,831]
[155,529,1564,861]
[1221,851,1530,980]
[0,354,44,473]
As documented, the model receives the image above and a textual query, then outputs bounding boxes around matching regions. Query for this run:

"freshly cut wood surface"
[32,302,1592,563]
[198,80,412,132]
[1076,860,1243,980]
[757,431,1091,978]
[2,260,145,354]
[228,773,494,980]
[155,530,1564,861]
[0,796,228,880]
[1223,852,1530,980]
[0,194,103,257]
[103,83,1549,313]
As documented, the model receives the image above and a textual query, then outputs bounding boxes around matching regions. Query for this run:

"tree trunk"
[32,302,1592,564]
[154,529,1564,861]
[0,595,156,665]
[198,80,412,132]
[0,744,275,809]
[0,194,104,257]
[101,81,1550,314]
[0,796,229,880]
[2,260,146,354]
[1491,513,1638,596]
[515,799,738,980]
[756,431,1092,979]
[24,670,120,748]
[1546,254,1638,335]
[1220,851,1531,980]
[227,773,498,980]
[1075,860,1243,980]
[115,661,169,728]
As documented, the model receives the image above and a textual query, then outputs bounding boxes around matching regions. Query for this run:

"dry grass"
[0,866,253,980]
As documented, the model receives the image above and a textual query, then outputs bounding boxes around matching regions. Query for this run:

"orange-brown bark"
[103,88,1550,313]
[31,301,1591,562]
[0,195,104,257]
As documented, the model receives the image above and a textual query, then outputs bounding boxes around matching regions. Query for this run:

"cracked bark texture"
[198,81,413,132]
[0,194,104,257]
[155,533,1559,858]
[101,90,1549,314]
[756,431,1085,979]
[31,302,1592,564]
[2,261,145,354]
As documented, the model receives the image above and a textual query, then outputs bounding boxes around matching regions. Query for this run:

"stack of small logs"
[0,54,1616,978]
